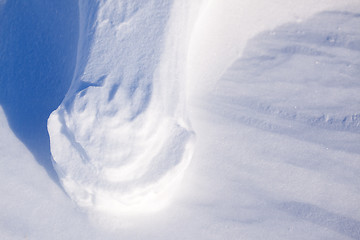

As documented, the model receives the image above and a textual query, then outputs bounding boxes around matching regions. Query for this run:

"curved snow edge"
[48,0,201,215]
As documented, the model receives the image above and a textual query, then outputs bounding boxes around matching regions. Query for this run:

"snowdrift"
[48,0,199,214]
[210,11,360,153]
[187,0,360,95]
[1,0,360,239]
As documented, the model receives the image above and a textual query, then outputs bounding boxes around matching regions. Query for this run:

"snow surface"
[187,0,360,94]
[48,0,198,214]
[1,0,360,239]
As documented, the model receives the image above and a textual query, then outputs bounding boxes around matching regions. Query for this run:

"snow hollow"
[0,0,79,182]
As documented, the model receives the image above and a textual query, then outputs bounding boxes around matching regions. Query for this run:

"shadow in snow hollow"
[0,0,79,184]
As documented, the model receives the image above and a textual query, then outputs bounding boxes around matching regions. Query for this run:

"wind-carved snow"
[209,11,360,154]
[48,0,198,214]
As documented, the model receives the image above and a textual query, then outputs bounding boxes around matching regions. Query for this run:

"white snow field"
[1,0,360,239]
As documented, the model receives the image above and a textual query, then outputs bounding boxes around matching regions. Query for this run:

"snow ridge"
[48,0,198,214]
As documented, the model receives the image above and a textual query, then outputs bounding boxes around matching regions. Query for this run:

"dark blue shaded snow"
[0,0,79,182]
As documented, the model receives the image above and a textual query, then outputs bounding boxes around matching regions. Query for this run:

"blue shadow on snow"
[0,0,79,184]
[278,201,360,240]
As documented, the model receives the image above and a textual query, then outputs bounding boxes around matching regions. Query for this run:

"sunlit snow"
[0,0,360,239]
[48,0,197,214]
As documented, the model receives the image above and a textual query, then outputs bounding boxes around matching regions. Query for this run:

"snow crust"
[48,0,199,214]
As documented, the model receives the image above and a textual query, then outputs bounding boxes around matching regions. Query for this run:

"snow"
[0,0,78,182]
[187,0,360,94]
[0,107,99,240]
[1,0,360,239]
[48,0,199,214]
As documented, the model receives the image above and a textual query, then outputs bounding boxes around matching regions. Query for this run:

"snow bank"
[187,0,360,95]
[216,10,360,139]
[207,10,360,156]
[48,0,200,214]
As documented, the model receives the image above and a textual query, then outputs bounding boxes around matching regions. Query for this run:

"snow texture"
[48,0,198,214]
[187,0,360,95]
[1,0,360,239]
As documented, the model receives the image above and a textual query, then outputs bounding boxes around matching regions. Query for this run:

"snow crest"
[48,0,198,214]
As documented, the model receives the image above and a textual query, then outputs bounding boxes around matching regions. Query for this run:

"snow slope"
[48,0,199,214]
[0,107,98,240]
[187,0,360,94]
[0,0,360,239]
[188,11,360,239]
